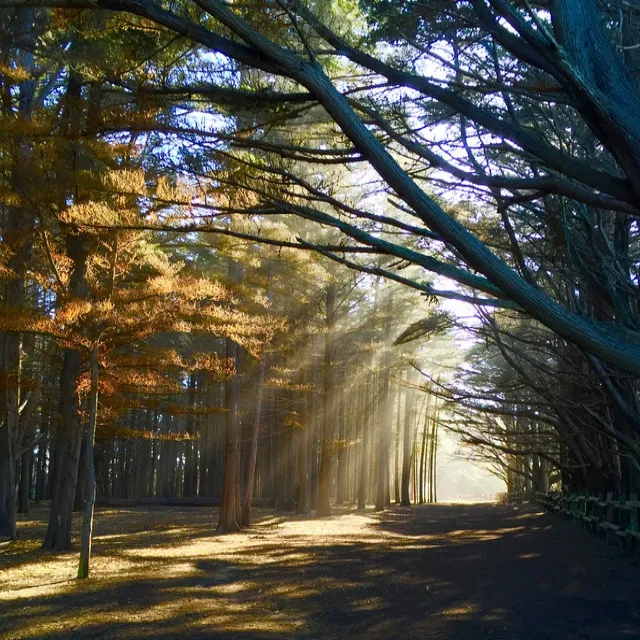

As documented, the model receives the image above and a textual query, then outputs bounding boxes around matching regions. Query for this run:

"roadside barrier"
[537,491,640,549]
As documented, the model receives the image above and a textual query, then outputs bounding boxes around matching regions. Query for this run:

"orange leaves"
[107,349,235,379]
[266,377,314,392]
[60,202,120,229]
[0,62,33,83]
[178,276,229,302]
[96,425,199,441]
[55,300,93,326]
[104,369,181,395]
[102,169,147,195]
[0,309,63,340]
[283,411,304,429]
[0,264,18,281]
[190,353,236,379]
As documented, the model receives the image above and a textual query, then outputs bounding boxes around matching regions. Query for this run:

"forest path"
[1,503,640,639]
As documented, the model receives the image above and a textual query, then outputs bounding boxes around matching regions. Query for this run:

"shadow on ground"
[2,503,639,639]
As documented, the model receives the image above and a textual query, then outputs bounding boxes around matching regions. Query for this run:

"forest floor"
[1,502,640,639]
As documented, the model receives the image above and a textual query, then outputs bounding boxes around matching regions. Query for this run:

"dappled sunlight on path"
[1,503,639,639]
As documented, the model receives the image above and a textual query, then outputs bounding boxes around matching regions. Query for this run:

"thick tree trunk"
[0,215,29,538]
[0,394,17,539]
[17,448,32,514]
[42,231,91,550]
[42,68,93,550]
[218,261,242,533]
[42,348,85,550]
[240,354,267,527]
[0,8,36,541]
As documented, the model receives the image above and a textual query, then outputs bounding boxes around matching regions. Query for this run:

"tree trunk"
[42,70,92,550]
[183,373,198,498]
[42,232,91,550]
[419,392,431,505]
[431,415,438,504]
[17,448,32,514]
[317,283,336,517]
[358,373,372,511]
[218,261,242,533]
[335,372,347,506]
[35,439,47,503]
[375,364,391,511]
[240,353,268,527]
[427,395,439,504]
[74,436,87,511]
[394,378,402,504]
[0,9,36,541]
[42,347,85,550]
[78,348,99,579]
[0,400,17,539]
[296,381,310,515]
[401,370,414,506]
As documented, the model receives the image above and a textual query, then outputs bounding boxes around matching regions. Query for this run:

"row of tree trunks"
[0,10,36,539]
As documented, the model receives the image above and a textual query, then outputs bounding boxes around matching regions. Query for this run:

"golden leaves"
[0,264,18,281]
[96,426,199,441]
[56,300,93,326]
[102,169,147,195]
[283,412,304,429]
[0,63,33,83]
[0,309,62,339]
[60,202,122,228]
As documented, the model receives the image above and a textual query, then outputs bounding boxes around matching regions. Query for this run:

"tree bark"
[42,231,91,550]
[358,373,372,511]
[317,283,336,517]
[394,378,402,504]
[42,348,85,550]
[296,378,310,515]
[335,371,347,506]
[401,370,414,506]
[0,8,36,541]
[375,364,391,511]
[240,353,267,527]
[78,348,99,579]
[419,392,432,505]
[218,261,242,533]
[183,373,198,498]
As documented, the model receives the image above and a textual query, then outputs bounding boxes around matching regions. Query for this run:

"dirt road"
[2,503,639,639]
